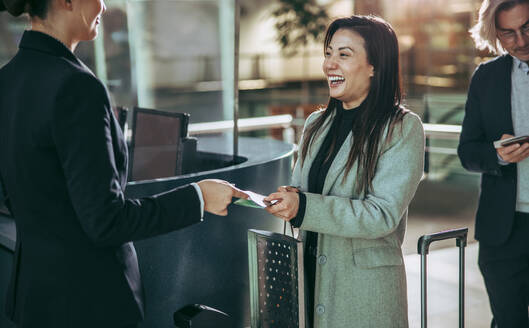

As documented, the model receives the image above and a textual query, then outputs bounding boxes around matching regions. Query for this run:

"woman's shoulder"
[385,107,424,145]
[28,48,104,94]
[58,70,107,99]
[307,107,326,120]
[304,107,327,126]
[400,109,423,130]
[387,106,421,130]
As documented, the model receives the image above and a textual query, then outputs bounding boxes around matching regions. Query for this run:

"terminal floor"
[404,176,493,327]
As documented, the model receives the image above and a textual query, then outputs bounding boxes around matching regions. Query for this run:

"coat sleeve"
[457,67,505,175]
[299,113,425,239]
[51,73,201,247]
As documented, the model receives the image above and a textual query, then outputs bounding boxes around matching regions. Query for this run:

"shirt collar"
[19,30,79,63]
[512,55,529,74]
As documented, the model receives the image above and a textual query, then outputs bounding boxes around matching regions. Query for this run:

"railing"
[126,115,462,177]
[125,114,294,142]
[188,114,293,135]
[423,123,461,156]
[423,123,461,140]
[187,116,463,165]
[188,116,462,141]
[126,114,462,153]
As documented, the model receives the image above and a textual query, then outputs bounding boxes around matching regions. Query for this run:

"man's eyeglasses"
[497,25,529,44]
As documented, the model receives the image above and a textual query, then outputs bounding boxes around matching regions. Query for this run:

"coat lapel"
[322,133,352,195]
[499,55,514,135]
[300,112,335,188]
[299,110,356,196]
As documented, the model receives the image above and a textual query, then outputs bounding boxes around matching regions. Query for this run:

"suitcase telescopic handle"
[417,227,468,255]
[418,227,468,328]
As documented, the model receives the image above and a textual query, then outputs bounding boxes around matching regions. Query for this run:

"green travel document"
[233,198,265,209]
[233,190,275,209]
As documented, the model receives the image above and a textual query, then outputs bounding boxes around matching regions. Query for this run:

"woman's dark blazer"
[0,31,201,327]
[458,55,516,247]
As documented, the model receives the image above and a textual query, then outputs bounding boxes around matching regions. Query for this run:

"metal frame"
[418,228,468,328]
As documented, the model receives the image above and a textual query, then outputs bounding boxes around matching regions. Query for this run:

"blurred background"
[0,0,491,254]
[0,0,500,326]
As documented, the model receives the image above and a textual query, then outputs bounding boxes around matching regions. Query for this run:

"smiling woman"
[265,15,425,328]
[323,28,374,109]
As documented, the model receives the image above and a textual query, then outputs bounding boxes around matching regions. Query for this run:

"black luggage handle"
[418,227,468,328]
[418,227,468,255]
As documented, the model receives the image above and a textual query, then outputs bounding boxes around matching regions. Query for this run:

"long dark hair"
[300,15,406,194]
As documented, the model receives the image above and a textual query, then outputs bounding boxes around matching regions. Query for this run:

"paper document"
[234,190,276,209]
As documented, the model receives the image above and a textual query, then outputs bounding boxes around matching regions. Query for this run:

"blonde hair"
[470,0,528,54]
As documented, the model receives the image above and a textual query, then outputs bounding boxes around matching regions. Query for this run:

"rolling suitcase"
[417,227,468,328]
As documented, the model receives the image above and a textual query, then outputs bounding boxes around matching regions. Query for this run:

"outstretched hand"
[197,179,248,216]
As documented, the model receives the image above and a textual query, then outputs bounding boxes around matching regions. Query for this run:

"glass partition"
[104,0,235,124]
[0,0,241,183]
[0,0,489,185]
[0,0,236,124]
[0,12,27,64]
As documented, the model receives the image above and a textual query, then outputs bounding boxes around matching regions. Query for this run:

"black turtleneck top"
[291,101,363,326]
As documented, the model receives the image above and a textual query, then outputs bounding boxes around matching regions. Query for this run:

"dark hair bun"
[0,0,27,17]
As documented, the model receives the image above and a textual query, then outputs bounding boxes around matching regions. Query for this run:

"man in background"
[459,0,529,326]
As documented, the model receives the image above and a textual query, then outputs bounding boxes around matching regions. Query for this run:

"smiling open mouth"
[328,75,345,87]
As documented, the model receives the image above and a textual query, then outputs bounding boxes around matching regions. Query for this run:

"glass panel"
[0,12,28,65]
[1,0,235,127]
[350,0,479,175]
[1,0,239,184]
[103,0,232,125]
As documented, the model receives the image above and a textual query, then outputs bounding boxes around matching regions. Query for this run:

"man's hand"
[264,191,299,221]
[497,134,529,163]
[197,179,248,216]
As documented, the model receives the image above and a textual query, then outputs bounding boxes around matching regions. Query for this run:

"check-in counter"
[0,136,295,328]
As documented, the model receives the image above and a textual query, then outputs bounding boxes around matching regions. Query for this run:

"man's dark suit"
[0,31,201,328]
[459,54,529,327]
[458,54,516,246]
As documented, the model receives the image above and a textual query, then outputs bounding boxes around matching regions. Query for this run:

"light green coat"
[293,109,425,328]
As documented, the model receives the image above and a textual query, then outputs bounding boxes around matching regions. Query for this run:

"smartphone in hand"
[493,135,529,149]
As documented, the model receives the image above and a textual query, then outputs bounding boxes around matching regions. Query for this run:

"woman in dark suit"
[265,16,425,327]
[0,0,246,327]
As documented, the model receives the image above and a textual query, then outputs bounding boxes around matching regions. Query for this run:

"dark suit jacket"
[0,31,201,327]
[458,55,517,247]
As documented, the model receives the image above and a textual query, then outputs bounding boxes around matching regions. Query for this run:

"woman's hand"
[264,191,299,221]
[277,185,299,193]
